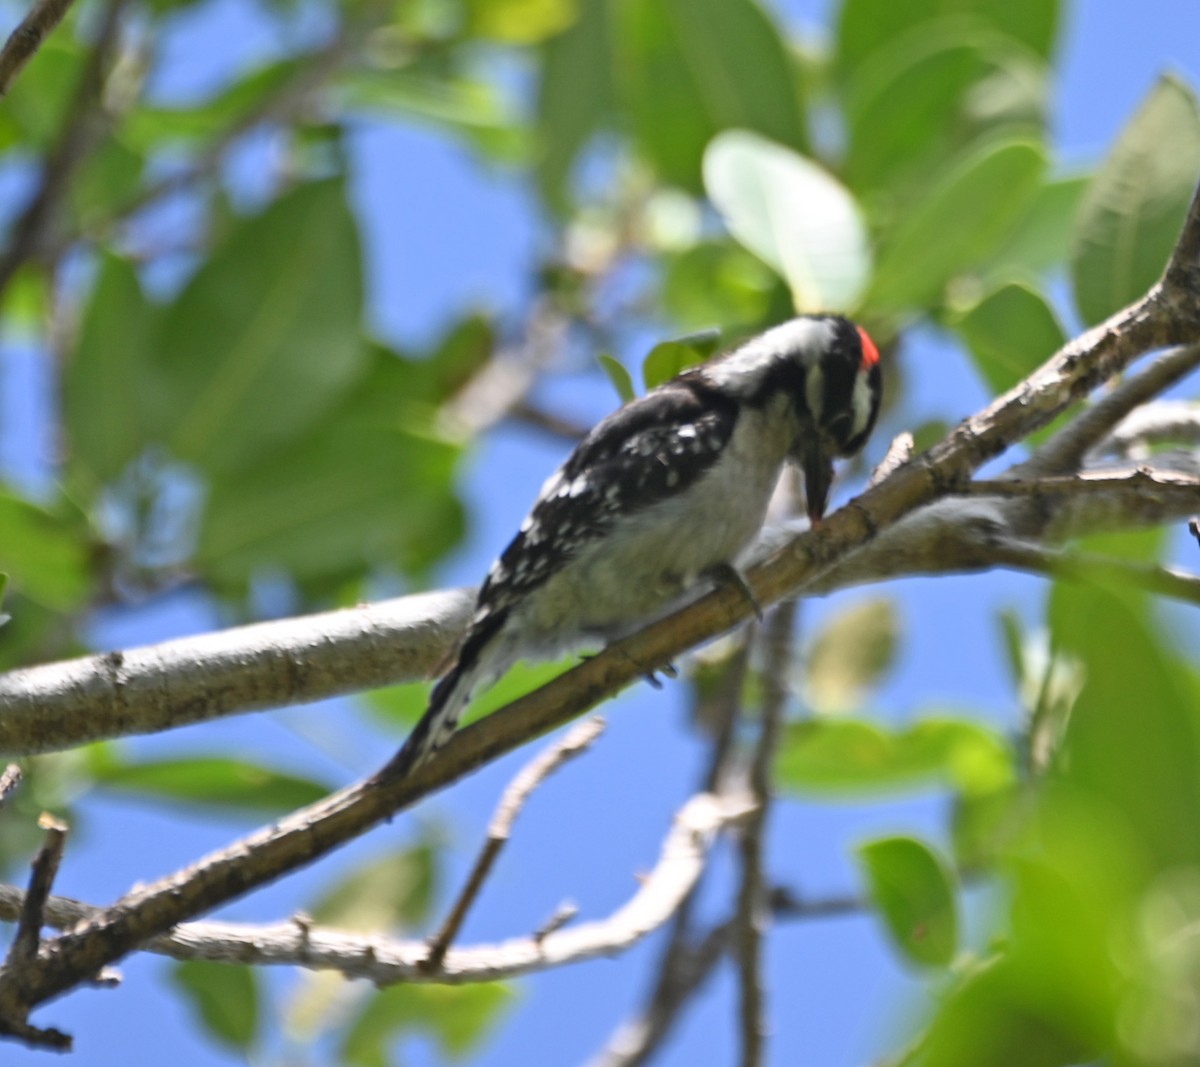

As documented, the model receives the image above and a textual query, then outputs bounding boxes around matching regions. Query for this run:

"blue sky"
[4,1,1200,1065]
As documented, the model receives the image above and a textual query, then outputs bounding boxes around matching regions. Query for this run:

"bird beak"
[801,446,834,526]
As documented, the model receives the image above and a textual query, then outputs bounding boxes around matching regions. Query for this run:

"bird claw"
[704,562,764,622]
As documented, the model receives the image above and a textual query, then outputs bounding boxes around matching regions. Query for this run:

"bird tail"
[386,611,510,780]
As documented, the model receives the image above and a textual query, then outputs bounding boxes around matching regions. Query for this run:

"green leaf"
[1071,76,1200,326]
[951,784,1025,870]
[125,60,299,150]
[70,136,144,229]
[776,717,1014,797]
[869,138,1046,312]
[338,70,527,161]
[804,597,899,713]
[466,0,577,43]
[311,845,437,931]
[342,983,514,1067]
[641,329,721,391]
[843,29,1046,195]
[614,0,807,192]
[2,38,83,147]
[171,961,260,1053]
[197,348,464,587]
[597,353,636,402]
[704,130,871,312]
[369,656,576,731]
[88,752,331,816]
[0,493,89,612]
[149,179,365,475]
[835,0,1060,80]
[978,174,1089,286]
[661,241,777,329]
[953,282,1065,396]
[536,0,615,206]
[64,253,154,489]
[1049,577,1200,869]
[858,835,959,968]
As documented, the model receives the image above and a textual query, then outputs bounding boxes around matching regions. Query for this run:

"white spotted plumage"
[388,314,881,778]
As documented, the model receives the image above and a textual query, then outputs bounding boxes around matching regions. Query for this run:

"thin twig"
[1021,343,1200,475]
[0,0,76,97]
[8,814,68,965]
[0,795,744,986]
[735,601,796,1067]
[0,0,128,300]
[966,469,1200,498]
[594,635,752,1067]
[0,814,71,1052]
[423,718,605,969]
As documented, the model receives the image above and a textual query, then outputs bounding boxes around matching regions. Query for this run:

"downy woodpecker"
[391,314,882,777]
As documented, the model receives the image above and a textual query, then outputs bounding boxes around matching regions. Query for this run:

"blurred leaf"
[597,354,636,402]
[125,60,299,150]
[918,578,1200,1066]
[979,174,1089,286]
[835,0,1060,81]
[536,0,615,207]
[911,419,950,454]
[661,241,777,329]
[858,835,959,968]
[804,597,899,713]
[466,0,576,42]
[88,751,331,816]
[339,71,527,161]
[953,282,1065,396]
[952,784,1027,870]
[615,0,807,192]
[70,136,144,229]
[2,38,82,146]
[641,329,721,390]
[1072,75,1200,325]
[0,266,48,337]
[64,252,154,489]
[368,656,575,731]
[0,493,89,612]
[172,961,260,1053]
[869,138,1046,312]
[704,131,870,311]
[777,716,1014,797]
[996,607,1026,691]
[342,983,514,1067]
[1049,577,1200,870]
[197,346,464,588]
[311,845,437,931]
[843,29,1046,195]
[422,313,496,399]
[149,179,365,475]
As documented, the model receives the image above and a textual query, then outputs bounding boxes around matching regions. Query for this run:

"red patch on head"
[857,326,880,369]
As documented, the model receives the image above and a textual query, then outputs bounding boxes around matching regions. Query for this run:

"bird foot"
[703,562,763,621]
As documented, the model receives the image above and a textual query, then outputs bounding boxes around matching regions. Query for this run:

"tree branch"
[0,0,77,98]
[0,0,128,300]
[1020,343,1200,474]
[423,717,605,969]
[735,601,795,1067]
[0,792,742,986]
[0,171,1198,1038]
[0,588,472,755]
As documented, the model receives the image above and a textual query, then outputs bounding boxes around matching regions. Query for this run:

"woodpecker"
[389,314,882,777]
